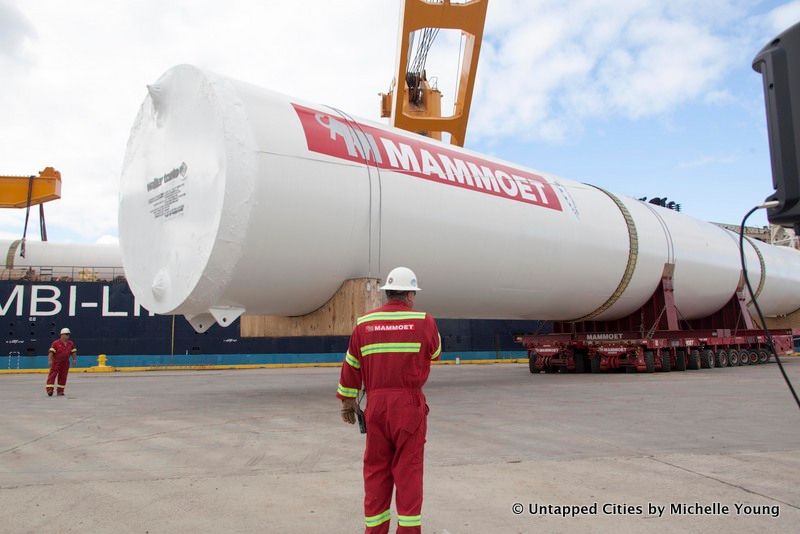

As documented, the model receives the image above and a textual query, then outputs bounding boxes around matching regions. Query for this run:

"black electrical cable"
[739,204,800,410]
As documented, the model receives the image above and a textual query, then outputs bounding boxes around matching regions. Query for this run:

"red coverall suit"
[46,339,77,395]
[337,301,442,533]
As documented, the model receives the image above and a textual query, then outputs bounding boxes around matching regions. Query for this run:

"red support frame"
[521,269,793,373]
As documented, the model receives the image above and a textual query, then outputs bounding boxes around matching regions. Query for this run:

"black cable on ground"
[739,203,800,410]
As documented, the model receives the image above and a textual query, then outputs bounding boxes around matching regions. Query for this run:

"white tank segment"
[1,239,122,281]
[118,65,800,330]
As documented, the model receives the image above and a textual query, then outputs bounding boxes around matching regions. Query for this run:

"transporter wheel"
[573,350,588,373]
[728,349,740,366]
[687,349,701,370]
[590,354,602,373]
[749,350,760,365]
[658,351,672,372]
[644,350,656,373]
[740,350,750,365]
[674,350,687,371]
[643,351,655,373]
[715,350,729,368]
[528,352,539,374]
[700,349,715,369]
[757,349,771,364]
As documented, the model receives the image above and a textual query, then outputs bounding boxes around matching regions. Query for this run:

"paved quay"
[1,360,799,533]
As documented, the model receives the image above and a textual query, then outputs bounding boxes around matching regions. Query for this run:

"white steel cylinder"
[1,240,121,270]
[118,65,800,326]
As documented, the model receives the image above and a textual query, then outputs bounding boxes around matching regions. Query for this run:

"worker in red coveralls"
[337,267,442,533]
[46,328,77,396]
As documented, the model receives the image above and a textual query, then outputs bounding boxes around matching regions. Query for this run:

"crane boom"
[0,167,62,208]
[380,0,487,147]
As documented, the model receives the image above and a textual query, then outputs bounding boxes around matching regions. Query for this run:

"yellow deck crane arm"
[0,167,62,252]
[380,0,488,147]
[0,167,62,208]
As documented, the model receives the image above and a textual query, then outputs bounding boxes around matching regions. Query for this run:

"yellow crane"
[0,166,61,250]
[380,0,488,147]
[0,166,62,208]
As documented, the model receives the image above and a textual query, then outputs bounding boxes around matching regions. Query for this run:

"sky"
[1,0,799,244]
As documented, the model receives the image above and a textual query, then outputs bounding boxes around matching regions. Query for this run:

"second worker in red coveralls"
[46,328,77,396]
[337,267,441,534]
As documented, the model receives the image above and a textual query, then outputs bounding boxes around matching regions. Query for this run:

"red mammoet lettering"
[292,104,563,211]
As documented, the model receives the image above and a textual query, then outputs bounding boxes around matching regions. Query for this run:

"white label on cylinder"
[147,162,188,221]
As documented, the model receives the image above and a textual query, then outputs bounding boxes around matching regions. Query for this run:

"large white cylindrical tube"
[1,240,122,280]
[118,65,800,327]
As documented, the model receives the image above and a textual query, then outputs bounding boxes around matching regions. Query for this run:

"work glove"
[341,398,357,424]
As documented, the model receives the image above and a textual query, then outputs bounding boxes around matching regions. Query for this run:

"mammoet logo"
[585,333,624,341]
[292,103,563,211]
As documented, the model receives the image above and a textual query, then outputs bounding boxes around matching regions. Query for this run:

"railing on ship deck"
[0,266,126,282]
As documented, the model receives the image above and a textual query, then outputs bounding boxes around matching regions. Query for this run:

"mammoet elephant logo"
[291,103,563,211]
[313,113,383,165]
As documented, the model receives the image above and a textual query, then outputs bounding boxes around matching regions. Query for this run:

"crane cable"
[19,175,34,259]
[739,204,800,410]
[407,27,440,105]
[18,175,49,259]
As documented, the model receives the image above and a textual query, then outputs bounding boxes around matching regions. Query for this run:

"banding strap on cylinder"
[571,185,639,322]
[743,235,766,303]
[5,240,21,269]
[326,106,383,279]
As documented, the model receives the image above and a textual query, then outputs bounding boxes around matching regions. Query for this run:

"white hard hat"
[60,328,71,335]
[380,267,421,292]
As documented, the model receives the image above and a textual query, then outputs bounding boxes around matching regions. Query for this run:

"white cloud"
[0,0,34,62]
[469,0,744,142]
[704,89,736,105]
[677,154,738,169]
[94,234,119,245]
[766,0,800,33]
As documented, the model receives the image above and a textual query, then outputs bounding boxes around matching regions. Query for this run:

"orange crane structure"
[0,166,62,252]
[380,0,488,147]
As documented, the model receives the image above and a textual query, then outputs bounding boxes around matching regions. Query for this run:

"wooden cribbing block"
[240,278,382,337]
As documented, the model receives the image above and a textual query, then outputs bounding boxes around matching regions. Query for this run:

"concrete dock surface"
[1,360,799,533]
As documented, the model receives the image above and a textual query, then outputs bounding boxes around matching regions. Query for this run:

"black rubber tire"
[700,349,715,369]
[757,349,770,364]
[643,351,655,373]
[715,350,729,368]
[590,354,602,373]
[573,351,587,373]
[674,350,687,371]
[687,349,701,370]
[740,350,750,365]
[528,352,538,374]
[658,351,672,372]
[728,349,740,366]
[748,350,759,365]
[544,367,558,374]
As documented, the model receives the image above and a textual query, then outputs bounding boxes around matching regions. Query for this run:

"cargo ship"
[0,240,548,370]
